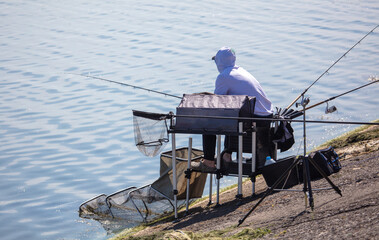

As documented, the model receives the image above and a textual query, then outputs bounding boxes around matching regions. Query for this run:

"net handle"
[132,110,171,120]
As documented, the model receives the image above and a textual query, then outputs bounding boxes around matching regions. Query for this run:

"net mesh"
[105,185,182,222]
[78,186,183,231]
[79,148,206,230]
[133,110,170,157]
[79,194,113,221]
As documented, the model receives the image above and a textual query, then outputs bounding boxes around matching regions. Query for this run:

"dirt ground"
[127,136,379,239]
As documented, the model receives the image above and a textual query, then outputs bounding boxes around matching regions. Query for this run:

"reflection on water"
[0,0,378,239]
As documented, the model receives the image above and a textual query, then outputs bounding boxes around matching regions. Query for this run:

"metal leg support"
[251,122,257,197]
[301,99,314,210]
[171,133,178,220]
[237,122,243,199]
[185,137,192,214]
[208,174,213,206]
[216,135,221,206]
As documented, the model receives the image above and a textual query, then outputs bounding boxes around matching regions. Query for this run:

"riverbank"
[111,122,379,239]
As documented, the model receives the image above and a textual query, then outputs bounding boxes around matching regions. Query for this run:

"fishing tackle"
[70,24,378,108]
[325,102,337,114]
[286,24,379,110]
[68,73,183,99]
[300,77,378,113]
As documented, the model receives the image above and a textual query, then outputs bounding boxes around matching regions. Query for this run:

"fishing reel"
[296,96,310,108]
[325,102,337,114]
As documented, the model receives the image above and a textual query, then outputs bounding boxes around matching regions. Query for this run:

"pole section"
[185,137,192,214]
[171,133,178,219]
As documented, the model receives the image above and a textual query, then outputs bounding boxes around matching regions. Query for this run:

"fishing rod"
[301,77,379,112]
[68,73,183,99]
[286,24,379,111]
[168,113,379,126]
[134,109,379,125]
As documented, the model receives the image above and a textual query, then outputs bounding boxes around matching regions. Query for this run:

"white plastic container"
[265,156,276,166]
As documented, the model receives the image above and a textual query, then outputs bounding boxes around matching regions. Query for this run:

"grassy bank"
[318,119,379,149]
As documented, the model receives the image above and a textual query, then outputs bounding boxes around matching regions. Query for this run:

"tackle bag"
[307,146,341,179]
[262,156,301,189]
[272,120,295,152]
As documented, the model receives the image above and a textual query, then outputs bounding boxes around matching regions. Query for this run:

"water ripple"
[0,1,378,239]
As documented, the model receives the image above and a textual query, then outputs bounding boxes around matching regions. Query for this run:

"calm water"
[0,1,378,239]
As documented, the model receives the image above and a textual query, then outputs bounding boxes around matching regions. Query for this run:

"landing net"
[79,148,206,230]
[133,110,170,157]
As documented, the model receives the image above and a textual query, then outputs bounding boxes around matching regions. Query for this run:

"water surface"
[0,1,378,239]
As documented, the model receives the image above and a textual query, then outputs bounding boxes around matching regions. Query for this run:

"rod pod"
[286,24,379,110]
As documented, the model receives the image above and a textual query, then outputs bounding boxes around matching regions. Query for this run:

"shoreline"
[111,121,379,239]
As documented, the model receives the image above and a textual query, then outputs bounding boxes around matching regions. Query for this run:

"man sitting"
[191,46,273,172]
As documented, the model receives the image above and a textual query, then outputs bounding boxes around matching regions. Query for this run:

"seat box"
[173,94,255,134]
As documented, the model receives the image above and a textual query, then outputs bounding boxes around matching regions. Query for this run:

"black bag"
[307,146,341,179]
[262,156,301,189]
[272,120,295,152]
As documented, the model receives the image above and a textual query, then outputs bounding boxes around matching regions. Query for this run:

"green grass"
[318,119,379,149]
[231,227,271,239]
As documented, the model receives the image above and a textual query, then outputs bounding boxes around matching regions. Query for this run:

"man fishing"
[191,46,274,172]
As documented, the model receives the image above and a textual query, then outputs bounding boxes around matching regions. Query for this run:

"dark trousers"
[202,134,217,161]
[202,114,273,162]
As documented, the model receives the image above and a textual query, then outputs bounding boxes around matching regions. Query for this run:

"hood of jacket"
[214,47,236,73]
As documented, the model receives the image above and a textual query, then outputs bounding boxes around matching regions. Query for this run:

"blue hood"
[214,47,236,73]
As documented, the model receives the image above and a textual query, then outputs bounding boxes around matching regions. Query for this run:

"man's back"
[214,65,273,116]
